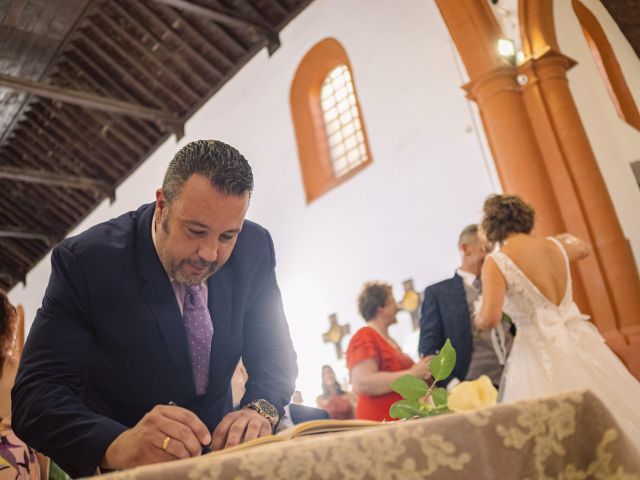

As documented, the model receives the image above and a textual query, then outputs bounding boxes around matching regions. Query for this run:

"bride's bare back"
[476,232,590,330]
[500,235,568,306]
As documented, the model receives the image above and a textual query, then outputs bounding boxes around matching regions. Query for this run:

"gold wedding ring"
[161,436,171,451]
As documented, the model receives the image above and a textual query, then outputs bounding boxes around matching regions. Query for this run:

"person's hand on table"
[101,404,210,470]
[212,408,272,450]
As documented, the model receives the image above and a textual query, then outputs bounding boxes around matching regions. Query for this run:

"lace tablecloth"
[90,390,640,479]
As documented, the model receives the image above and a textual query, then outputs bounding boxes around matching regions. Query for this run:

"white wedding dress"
[490,237,640,448]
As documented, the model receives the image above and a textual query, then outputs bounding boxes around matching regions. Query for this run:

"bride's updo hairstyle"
[482,194,535,244]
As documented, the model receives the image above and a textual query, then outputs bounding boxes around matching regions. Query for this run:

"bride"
[475,194,640,447]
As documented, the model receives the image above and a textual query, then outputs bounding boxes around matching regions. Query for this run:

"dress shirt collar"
[456,268,479,289]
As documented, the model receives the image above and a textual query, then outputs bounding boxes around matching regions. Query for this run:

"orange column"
[435,0,565,238]
[520,50,640,371]
[518,0,640,376]
[517,52,622,346]
[437,0,640,377]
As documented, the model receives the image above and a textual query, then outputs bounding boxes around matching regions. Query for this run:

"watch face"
[257,399,278,419]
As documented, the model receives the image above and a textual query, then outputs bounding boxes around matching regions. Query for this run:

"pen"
[168,401,212,454]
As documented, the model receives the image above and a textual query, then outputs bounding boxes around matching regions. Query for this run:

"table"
[92,390,639,479]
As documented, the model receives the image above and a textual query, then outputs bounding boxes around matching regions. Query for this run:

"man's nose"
[197,241,218,263]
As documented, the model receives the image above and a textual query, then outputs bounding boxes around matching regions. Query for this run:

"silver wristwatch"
[243,398,279,429]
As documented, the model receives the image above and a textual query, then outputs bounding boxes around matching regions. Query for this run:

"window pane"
[320,64,369,178]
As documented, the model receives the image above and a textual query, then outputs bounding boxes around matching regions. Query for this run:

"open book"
[210,418,382,455]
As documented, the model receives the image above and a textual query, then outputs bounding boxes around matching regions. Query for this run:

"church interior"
[1,0,640,477]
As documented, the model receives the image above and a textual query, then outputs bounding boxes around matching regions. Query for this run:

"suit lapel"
[206,263,234,396]
[451,273,473,347]
[135,204,194,397]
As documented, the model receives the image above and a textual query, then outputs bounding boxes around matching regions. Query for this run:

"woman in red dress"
[316,365,355,420]
[346,282,431,421]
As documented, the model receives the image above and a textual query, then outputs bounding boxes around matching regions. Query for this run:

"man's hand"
[101,405,210,470]
[212,408,272,450]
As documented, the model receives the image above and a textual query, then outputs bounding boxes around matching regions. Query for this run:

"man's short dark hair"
[162,140,254,203]
[357,282,392,321]
[458,224,479,248]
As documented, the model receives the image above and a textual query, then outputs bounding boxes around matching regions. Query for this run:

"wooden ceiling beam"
[0,225,53,245]
[0,269,26,287]
[151,0,280,54]
[19,109,107,180]
[0,165,115,202]
[53,70,149,158]
[84,21,191,113]
[108,1,215,88]
[0,146,95,224]
[2,0,29,28]
[73,32,184,139]
[94,10,201,102]
[32,103,124,180]
[0,72,180,128]
[149,2,247,61]
[0,238,33,271]
[9,127,99,214]
[0,159,77,233]
[64,51,161,140]
[132,1,233,74]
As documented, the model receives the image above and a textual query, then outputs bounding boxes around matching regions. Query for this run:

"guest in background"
[315,365,354,419]
[419,224,514,388]
[291,391,304,405]
[347,282,431,421]
[0,291,45,480]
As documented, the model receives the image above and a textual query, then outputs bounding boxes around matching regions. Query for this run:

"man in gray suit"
[418,225,514,387]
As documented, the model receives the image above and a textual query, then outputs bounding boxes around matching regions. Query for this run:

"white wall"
[11,0,500,404]
[555,0,640,269]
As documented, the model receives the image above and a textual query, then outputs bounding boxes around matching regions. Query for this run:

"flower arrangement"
[389,339,498,419]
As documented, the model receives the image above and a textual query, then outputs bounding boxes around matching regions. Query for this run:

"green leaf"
[426,405,451,417]
[432,387,448,407]
[391,374,429,400]
[502,312,512,323]
[389,399,422,419]
[429,339,457,381]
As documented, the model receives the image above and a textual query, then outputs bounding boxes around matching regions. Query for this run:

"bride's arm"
[555,233,590,261]
[475,257,506,330]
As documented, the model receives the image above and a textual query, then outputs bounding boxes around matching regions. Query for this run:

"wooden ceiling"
[0,0,311,290]
[0,0,638,291]
[601,0,640,61]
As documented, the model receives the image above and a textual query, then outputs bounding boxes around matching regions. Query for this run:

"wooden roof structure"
[0,0,311,290]
[0,0,638,291]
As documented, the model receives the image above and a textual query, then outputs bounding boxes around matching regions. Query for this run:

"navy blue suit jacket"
[12,203,297,478]
[418,274,472,385]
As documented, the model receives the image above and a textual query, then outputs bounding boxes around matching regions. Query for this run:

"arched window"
[572,0,640,131]
[290,38,372,203]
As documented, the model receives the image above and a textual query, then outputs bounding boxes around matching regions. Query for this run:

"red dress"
[346,326,415,421]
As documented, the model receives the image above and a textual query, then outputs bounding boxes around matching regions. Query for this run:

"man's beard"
[157,214,218,285]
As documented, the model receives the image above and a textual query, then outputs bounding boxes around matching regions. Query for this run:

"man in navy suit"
[418,225,513,387]
[12,140,297,477]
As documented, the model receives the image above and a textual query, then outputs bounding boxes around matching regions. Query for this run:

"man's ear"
[460,243,469,255]
[155,189,168,217]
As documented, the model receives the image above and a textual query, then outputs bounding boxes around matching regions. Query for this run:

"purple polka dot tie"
[183,285,213,395]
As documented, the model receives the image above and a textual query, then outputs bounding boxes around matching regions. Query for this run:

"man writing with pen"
[11,140,298,478]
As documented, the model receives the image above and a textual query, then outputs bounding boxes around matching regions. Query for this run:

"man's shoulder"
[234,219,271,253]
[57,204,150,258]
[237,219,268,241]
[425,274,460,294]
